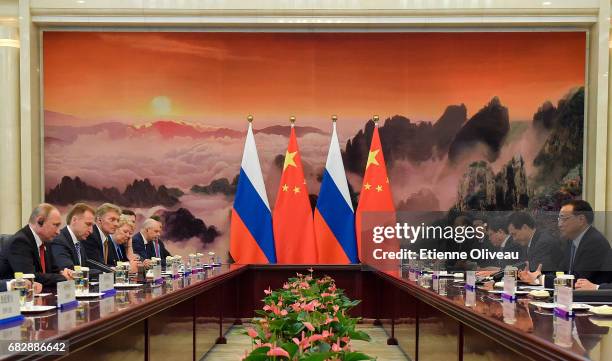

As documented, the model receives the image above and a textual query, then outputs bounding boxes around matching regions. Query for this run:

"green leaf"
[313,342,331,353]
[287,322,305,336]
[300,352,334,361]
[348,330,371,341]
[242,354,268,361]
[244,346,271,360]
[281,342,298,358]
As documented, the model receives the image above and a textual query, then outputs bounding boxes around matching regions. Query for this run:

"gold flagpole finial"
[290,116,296,124]
[247,115,253,123]
[331,115,337,123]
[373,115,379,123]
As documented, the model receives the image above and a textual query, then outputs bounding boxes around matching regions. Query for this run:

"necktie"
[117,245,123,260]
[75,242,82,266]
[569,242,577,274]
[103,237,109,264]
[155,241,160,258]
[39,244,46,273]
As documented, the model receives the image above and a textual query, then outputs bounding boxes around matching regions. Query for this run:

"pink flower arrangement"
[242,271,374,360]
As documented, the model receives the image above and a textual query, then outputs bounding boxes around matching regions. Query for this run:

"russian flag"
[230,120,276,264]
[314,119,358,264]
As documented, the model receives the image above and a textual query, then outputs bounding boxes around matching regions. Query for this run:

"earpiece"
[37,218,44,227]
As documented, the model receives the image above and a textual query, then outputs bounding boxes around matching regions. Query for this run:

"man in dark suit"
[519,200,611,288]
[82,203,121,267]
[146,238,171,266]
[507,211,560,272]
[0,204,71,287]
[575,248,612,290]
[476,216,524,277]
[50,203,98,271]
[131,231,148,261]
[142,219,171,266]
[132,218,162,261]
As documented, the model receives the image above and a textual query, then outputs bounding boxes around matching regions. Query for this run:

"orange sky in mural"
[43,31,585,127]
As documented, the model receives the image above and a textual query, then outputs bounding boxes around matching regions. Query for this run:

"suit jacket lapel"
[62,227,79,265]
[23,226,42,272]
[573,227,592,266]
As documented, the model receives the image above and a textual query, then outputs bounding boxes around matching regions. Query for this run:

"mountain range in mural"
[44,87,584,258]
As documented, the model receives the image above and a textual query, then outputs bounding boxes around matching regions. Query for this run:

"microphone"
[86,259,114,273]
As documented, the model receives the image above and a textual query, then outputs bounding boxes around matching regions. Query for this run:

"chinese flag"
[273,126,318,263]
[355,123,397,272]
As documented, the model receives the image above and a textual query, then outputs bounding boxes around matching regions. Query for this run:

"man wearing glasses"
[519,200,610,288]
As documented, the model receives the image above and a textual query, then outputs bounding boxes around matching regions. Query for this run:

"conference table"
[0,264,610,361]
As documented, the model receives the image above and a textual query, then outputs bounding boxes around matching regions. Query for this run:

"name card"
[465,271,476,291]
[432,271,439,292]
[553,316,573,348]
[0,291,23,325]
[465,289,476,307]
[151,285,162,298]
[58,308,76,331]
[408,267,416,281]
[57,280,77,308]
[99,297,115,317]
[154,265,162,281]
[554,286,573,317]
[502,276,516,300]
[502,299,517,324]
[0,324,21,340]
[99,273,115,295]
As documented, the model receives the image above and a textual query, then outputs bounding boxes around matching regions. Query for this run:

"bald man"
[132,218,161,261]
[0,203,72,287]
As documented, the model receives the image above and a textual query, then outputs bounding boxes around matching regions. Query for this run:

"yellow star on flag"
[364,182,372,190]
[282,184,289,192]
[376,185,383,192]
[293,186,301,194]
[283,151,297,170]
[366,149,380,169]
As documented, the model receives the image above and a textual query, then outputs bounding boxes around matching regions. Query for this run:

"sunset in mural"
[43,31,586,260]
[44,32,585,127]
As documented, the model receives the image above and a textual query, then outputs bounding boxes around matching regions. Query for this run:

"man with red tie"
[0,203,73,287]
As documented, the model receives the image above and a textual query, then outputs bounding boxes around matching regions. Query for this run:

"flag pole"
[289,115,296,127]
[247,114,253,123]
[331,115,337,123]
[373,115,379,127]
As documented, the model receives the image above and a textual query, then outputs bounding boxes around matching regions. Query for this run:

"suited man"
[507,212,560,272]
[82,203,121,267]
[575,248,612,290]
[131,232,148,261]
[476,216,524,278]
[520,200,611,288]
[0,204,72,287]
[50,203,95,271]
[143,219,171,266]
[132,218,162,261]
